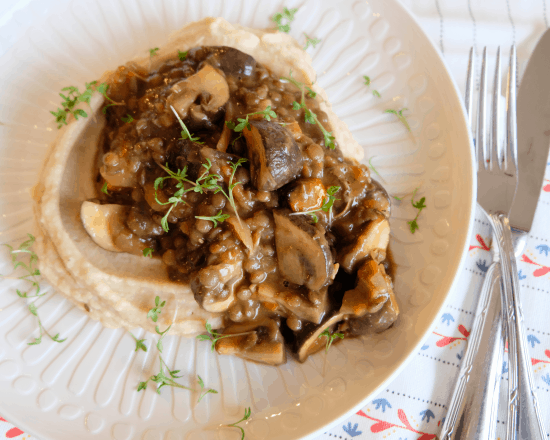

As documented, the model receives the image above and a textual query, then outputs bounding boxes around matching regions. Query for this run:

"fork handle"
[439,261,504,440]
[489,213,547,440]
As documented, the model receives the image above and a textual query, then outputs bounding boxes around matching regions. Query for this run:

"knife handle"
[439,261,504,440]
[490,213,548,440]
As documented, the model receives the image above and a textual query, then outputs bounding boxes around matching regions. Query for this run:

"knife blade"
[509,29,550,230]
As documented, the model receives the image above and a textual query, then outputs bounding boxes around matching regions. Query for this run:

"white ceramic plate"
[0,0,475,439]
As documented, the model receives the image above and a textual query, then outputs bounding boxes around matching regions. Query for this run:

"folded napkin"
[318,1,550,438]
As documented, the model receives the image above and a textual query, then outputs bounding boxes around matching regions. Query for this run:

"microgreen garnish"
[27,302,67,345]
[154,160,221,232]
[130,332,148,352]
[210,158,247,228]
[363,75,371,86]
[121,114,134,123]
[393,195,403,201]
[143,248,153,258]
[2,235,68,345]
[196,321,254,352]
[290,185,340,223]
[225,107,277,133]
[195,210,231,228]
[282,70,335,149]
[392,187,419,202]
[368,157,382,179]
[407,188,426,234]
[138,299,217,399]
[271,7,298,33]
[101,182,109,195]
[170,105,203,144]
[226,407,252,440]
[149,47,159,57]
[51,81,116,128]
[197,375,219,402]
[385,108,411,132]
[303,34,321,50]
[373,90,381,98]
[147,295,166,323]
[319,327,344,353]
[306,86,317,98]
[178,50,188,61]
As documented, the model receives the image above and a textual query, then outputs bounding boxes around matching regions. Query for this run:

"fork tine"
[465,47,475,127]
[491,47,501,171]
[477,47,488,172]
[505,45,517,173]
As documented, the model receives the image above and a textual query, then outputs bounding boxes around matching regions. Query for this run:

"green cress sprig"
[153,159,221,232]
[385,108,411,132]
[226,407,252,440]
[407,188,426,233]
[195,210,231,228]
[149,47,159,57]
[178,50,188,61]
[290,185,340,223]
[281,71,336,149]
[130,333,147,352]
[303,33,321,50]
[212,158,247,228]
[319,327,344,353]
[137,298,218,400]
[225,107,277,133]
[170,105,204,143]
[196,321,255,352]
[142,248,154,258]
[363,75,381,98]
[2,234,67,345]
[271,7,298,33]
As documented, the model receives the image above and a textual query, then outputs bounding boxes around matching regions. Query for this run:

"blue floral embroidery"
[420,409,435,422]
[372,398,392,412]
[441,313,454,325]
[342,422,362,437]
[536,244,550,256]
[527,334,540,348]
[476,259,489,273]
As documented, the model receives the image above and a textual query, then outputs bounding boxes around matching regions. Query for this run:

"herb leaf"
[373,90,381,98]
[147,295,166,323]
[282,71,335,149]
[196,321,254,352]
[303,34,321,50]
[143,248,153,258]
[170,105,203,143]
[178,50,188,61]
[121,114,134,123]
[149,47,159,57]
[225,106,277,133]
[130,332,148,352]
[195,210,230,228]
[197,375,218,402]
[101,182,109,195]
[363,75,371,86]
[407,188,426,234]
[290,186,340,223]
[385,108,411,132]
[271,7,298,33]
[227,407,252,440]
[319,327,344,353]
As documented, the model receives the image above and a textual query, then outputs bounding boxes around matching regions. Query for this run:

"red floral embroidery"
[357,409,437,439]
[433,325,470,347]
[521,254,550,277]
[469,234,491,252]
[5,427,24,438]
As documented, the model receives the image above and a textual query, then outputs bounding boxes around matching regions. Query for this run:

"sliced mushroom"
[362,179,391,218]
[338,216,390,273]
[273,210,333,291]
[348,290,399,336]
[189,46,257,80]
[215,318,285,366]
[257,283,329,324]
[243,120,302,191]
[226,216,254,252]
[283,312,345,363]
[288,178,327,213]
[168,64,229,120]
[81,201,129,252]
[340,259,391,317]
[191,261,243,313]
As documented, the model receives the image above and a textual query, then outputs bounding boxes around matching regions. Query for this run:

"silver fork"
[477,46,547,440]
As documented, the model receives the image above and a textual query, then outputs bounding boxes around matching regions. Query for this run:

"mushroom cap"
[80,201,129,253]
[189,46,257,80]
[243,120,302,192]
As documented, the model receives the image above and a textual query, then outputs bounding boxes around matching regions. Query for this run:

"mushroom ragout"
[88,46,398,365]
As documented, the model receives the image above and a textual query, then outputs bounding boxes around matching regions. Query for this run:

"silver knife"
[504,28,550,440]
